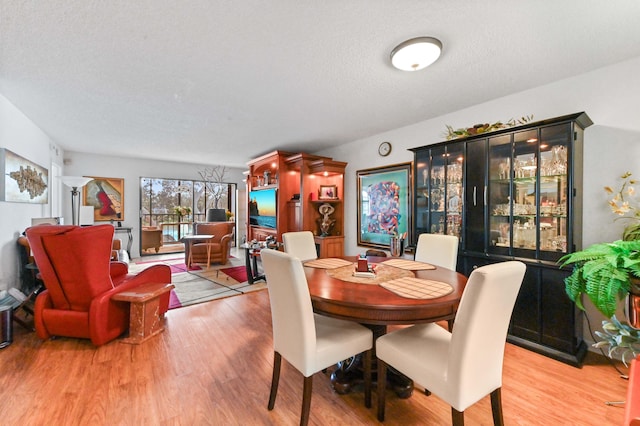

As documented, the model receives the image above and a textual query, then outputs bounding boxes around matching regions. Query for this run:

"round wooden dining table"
[303,255,468,396]
[305,256,467,328]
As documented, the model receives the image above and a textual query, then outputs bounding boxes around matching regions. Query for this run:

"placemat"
[381,258,436,270]
[325,263,414,284]
[303,258,354,269]
[380,277,453,299]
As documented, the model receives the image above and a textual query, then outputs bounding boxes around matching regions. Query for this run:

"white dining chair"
[261,249,373,426]
[414,233,459,270]
[376,261,526,425]
[282,231,318,262]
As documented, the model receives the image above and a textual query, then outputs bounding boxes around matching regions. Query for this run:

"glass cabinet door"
[512,129,539,255]
[413,142,464,244]
[430,146,446,234]
[445,144,463,238]
[414,150,430,236]
[488,134,513,255]
[539,123,571,261]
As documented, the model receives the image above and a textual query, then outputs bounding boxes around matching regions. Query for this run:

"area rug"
[128,255,265,309]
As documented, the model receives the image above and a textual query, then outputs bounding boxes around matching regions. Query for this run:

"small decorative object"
[319,185,338,200]
[378,141,392,157]
[605,171,640,241]
[318,203,336,236]
[444,115,533,140]
[357,256,369,272]
[263,170,271,185]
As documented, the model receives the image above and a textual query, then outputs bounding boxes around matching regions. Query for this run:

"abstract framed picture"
[83,176,124,221]
[357,162,412,249]
[0,148,49,204]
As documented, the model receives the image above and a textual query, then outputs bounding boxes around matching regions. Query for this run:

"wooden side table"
[112,282,174,344]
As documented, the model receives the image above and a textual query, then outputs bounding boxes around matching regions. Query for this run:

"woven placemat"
[303,258,354,269]
[381,258,436,270]
[380,277,453,299]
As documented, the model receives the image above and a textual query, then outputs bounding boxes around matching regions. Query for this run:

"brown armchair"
[184,222,235,267]
[142,227,163,253]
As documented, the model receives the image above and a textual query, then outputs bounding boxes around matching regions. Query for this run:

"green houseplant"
[560,239,640,318]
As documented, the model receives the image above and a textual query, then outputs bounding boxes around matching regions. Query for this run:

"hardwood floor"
[0,289,629,425]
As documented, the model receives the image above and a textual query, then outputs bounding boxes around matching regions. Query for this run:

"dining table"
[302,255,468,397]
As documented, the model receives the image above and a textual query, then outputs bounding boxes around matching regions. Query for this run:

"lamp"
[59,176,94,226]
[390,37,442,71]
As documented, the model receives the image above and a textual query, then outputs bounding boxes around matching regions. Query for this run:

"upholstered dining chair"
[376,261,526,425]
[26,224,171,346]
[414,233,459,270]
[282,231,318,262]
[261,249,373,426]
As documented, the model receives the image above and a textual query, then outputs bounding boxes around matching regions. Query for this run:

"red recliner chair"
[26,224,171,346]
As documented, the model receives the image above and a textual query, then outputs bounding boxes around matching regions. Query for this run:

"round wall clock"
[378,141,392,157]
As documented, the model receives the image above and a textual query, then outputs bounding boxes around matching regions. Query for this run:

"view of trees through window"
[140,177,236,244]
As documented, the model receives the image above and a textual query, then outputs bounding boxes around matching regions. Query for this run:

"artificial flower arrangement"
[605,171,640,241]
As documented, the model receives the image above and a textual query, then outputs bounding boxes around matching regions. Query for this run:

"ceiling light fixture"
[390,37,442,71]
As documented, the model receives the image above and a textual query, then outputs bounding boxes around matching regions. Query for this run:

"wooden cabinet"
[246,151,347,257]
[410,112,592,366]
[314,236,344,258]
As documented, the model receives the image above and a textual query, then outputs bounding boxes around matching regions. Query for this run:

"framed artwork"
[357,162,412,249]
[319,185,338,200]
[83,176,124,221]
[0,148,49,204]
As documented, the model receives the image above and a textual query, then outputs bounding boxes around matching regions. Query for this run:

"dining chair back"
[282,231,318,262]
[261,249,373,425]
[376,261,526,425]
[414,233,459,270]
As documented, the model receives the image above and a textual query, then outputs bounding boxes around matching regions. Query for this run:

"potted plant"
[561,172,640,362]
[560,239,640,319]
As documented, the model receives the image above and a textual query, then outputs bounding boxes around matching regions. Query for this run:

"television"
[249,188,277,229]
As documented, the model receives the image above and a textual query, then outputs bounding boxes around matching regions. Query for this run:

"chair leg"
[452,407,465,426]
[268,352,281,410]
[490,388,504,426]
[301,375,313,426]
[363,349,372,408]
[377,359,387,422]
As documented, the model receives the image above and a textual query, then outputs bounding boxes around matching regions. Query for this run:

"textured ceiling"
[2,1,640,168]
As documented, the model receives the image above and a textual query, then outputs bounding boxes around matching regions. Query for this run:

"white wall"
[317,55,640,255]
[316,55,640,348]
[62,151,247,258]
[0,94,64,291]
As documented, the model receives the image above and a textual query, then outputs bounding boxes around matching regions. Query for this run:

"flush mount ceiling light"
[390,37,442,71]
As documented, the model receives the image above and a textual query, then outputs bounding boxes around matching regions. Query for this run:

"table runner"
[380,277,453,299]
[380,258,436,270]
[325,263,414,284]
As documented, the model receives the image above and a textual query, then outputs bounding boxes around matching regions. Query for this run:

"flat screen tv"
[249,188,277,229]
